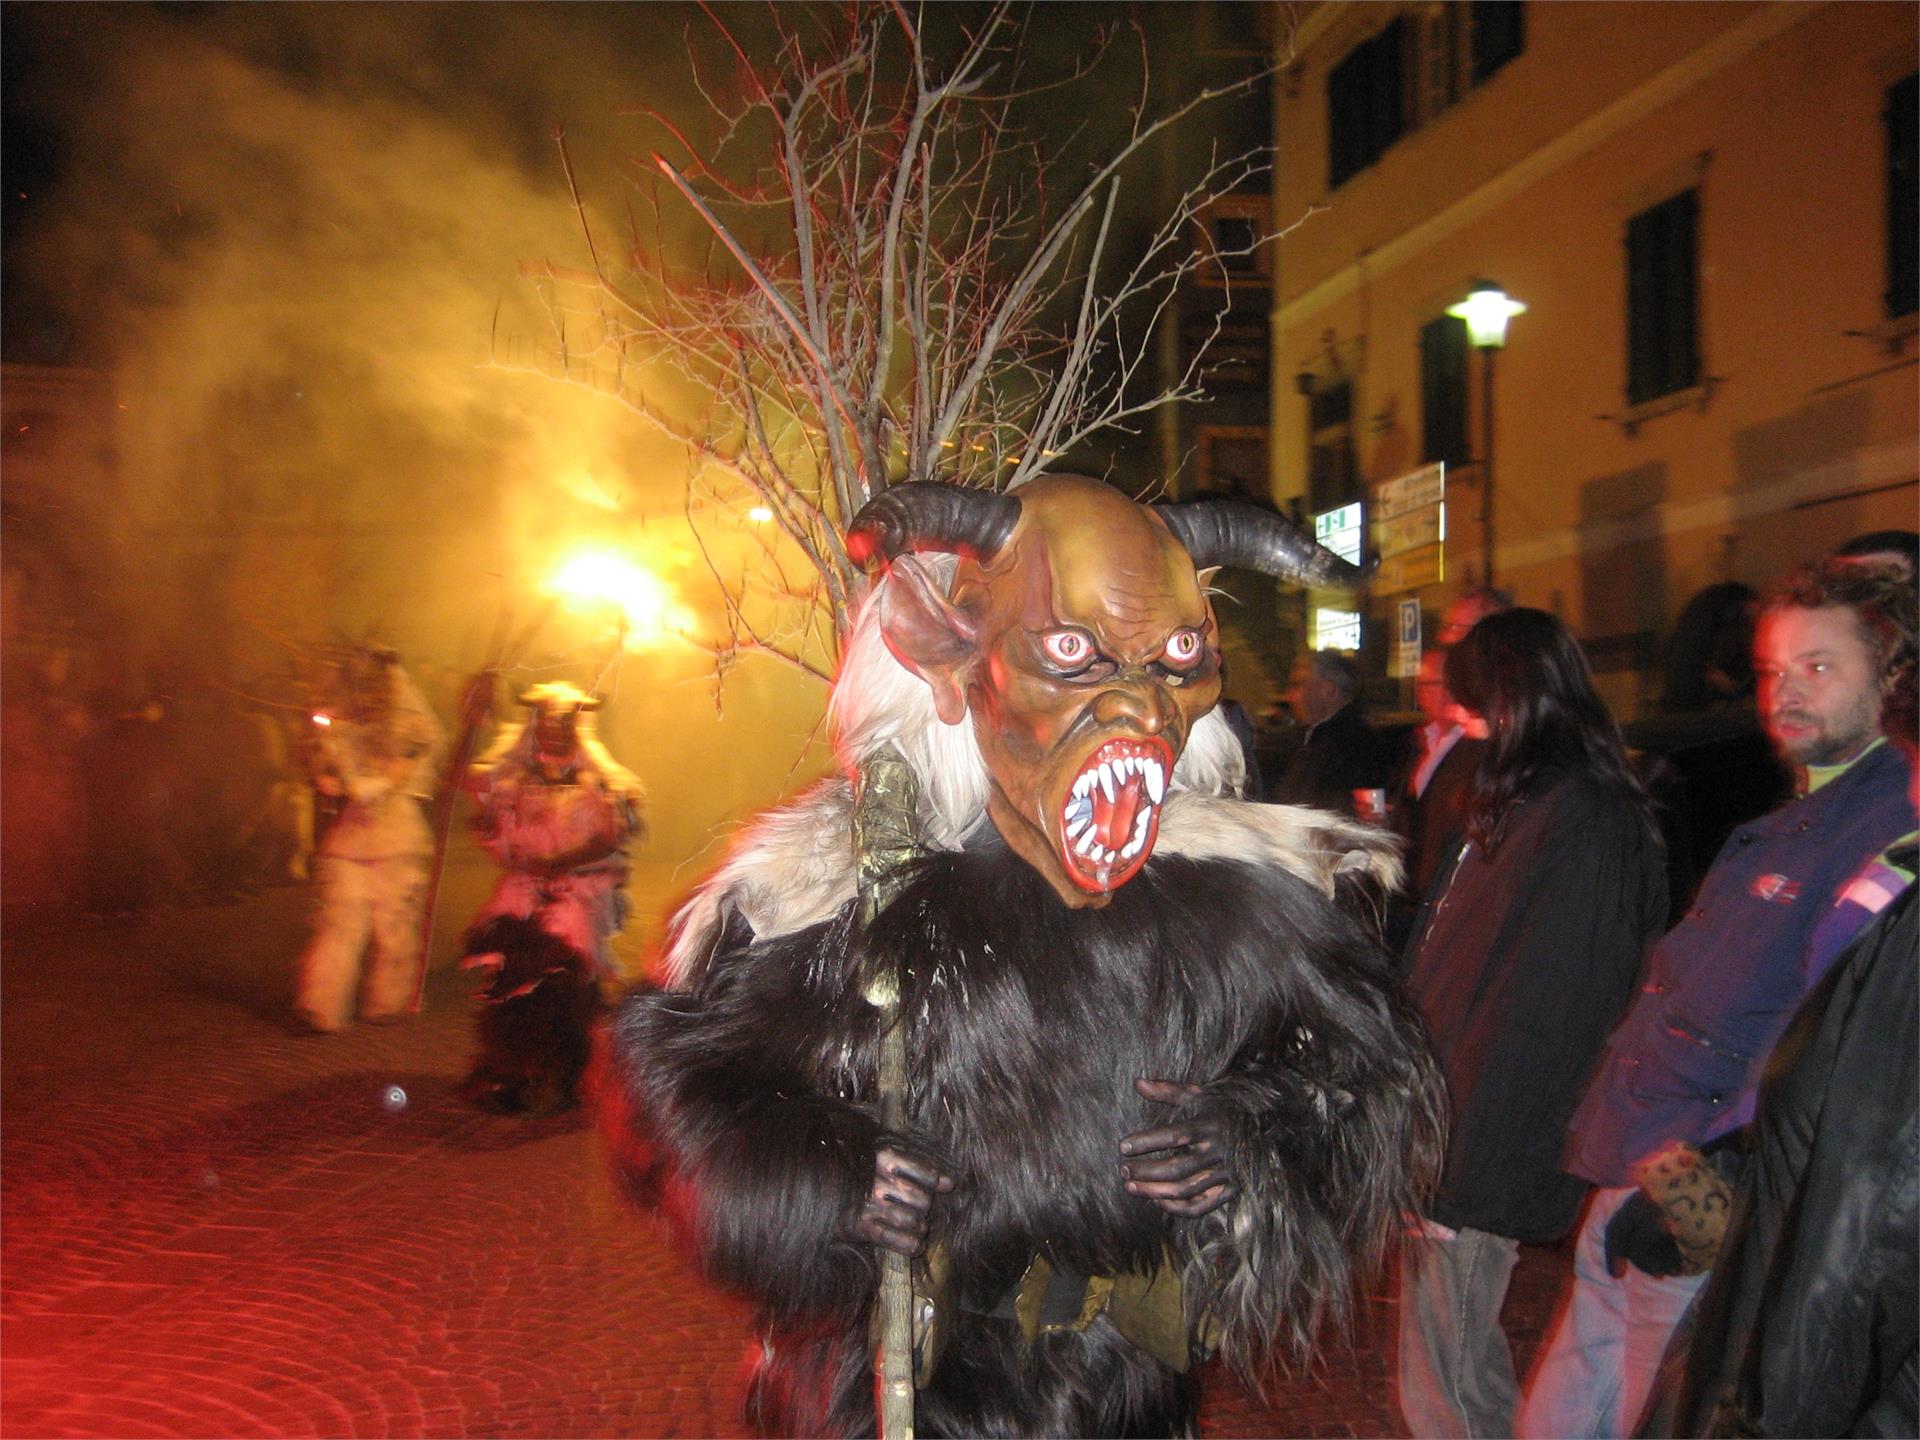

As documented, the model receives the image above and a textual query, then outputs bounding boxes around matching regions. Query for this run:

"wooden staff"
[409,599,557,1011]
[410,670,495,1013]
[853,743,925,1440]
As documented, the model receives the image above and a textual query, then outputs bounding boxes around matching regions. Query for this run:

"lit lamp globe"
[1446,281,1527,349]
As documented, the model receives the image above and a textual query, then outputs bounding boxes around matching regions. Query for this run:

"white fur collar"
[656,781,1399,988]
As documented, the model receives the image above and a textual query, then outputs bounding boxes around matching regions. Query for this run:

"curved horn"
[1155,499,1369,588]
[845,482,1022,570]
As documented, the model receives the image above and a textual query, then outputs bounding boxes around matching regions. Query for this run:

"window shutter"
[1887,72,1917,319]
[1627,189,1700,405]
[1420,315,1470,466]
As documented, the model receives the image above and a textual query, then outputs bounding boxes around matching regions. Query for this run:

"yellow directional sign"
[1373,543,1444,594]
[1376,505,1443,559]
[1373,462,1445,522]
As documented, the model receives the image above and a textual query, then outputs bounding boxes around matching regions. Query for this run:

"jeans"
[1516,1186,1706,1438]
[1398,1225,1523,1438]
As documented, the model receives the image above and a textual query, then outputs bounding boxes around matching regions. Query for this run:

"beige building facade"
[1271,1,1917,717]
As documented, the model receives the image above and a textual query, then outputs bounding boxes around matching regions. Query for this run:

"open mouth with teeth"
[1058,737,1173,893]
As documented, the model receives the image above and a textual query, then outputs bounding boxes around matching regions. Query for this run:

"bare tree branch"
[508,5,1294,691]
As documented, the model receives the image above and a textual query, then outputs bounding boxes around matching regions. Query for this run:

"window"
[1626,188,1700,405]
[1327,5,1523,189]
[1306,379,1360,515]
[1195,196,1272,286]
[1327,19,1407,189]
[1887,72,1917,319]
[1470,2,1525,85]
[1195,427,1268,501]
[1419,313,1470,467]
[1196,1,1272,58]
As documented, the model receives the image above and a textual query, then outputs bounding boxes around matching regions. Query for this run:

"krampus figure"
[606,476,1443,1436]
[294,648,444,1033]
[461,682,644,1114]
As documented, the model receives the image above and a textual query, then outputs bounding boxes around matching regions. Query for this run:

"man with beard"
[604,476,1443,1438]
[1519,559,1918,1439]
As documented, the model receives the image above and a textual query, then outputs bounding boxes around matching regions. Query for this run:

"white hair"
[827,556,992,851]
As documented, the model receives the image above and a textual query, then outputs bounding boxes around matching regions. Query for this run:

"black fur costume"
[611,834,1440,1437]
[460,915,604,1115]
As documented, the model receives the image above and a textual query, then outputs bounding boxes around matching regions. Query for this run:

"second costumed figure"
[461,682,645,1115]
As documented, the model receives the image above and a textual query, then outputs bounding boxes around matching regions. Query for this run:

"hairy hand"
[844,1144,953,1256]
[1119,1077,1236,1217]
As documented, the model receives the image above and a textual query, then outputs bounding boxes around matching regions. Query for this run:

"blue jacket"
[1566,740,1915,1186]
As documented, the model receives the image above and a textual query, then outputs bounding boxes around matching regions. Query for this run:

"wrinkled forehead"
[982,480,1207,648]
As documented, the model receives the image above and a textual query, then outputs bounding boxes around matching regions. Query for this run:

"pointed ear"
[875,554,976,726]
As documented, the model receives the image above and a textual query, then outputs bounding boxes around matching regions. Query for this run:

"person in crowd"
[1269,648,1393,814]
[1384,645,1486,956]
[1647,582,1917,1438]
[458,681,645,1113]
[1629,582,1787,923]
[1518,559,1919,1438]
[1657,583,1758,717]
[1395,609,1669,1439]
[1437,585,1514,647]
[1381,588,1512,946]
[293,647,445,1033]
[1214,693,1265,800]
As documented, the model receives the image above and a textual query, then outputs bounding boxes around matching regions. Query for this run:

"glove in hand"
[1632,1140,1734,1276]
[1604,1190,1684,1278]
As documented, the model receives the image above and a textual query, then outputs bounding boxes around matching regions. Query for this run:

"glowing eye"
[1164,629,1203,666]
[1041,630,1093,666]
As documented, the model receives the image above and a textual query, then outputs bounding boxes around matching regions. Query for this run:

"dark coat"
[1672,867,1917,1439]
[1385,735,1486,957]
[1404,770,1669,1242]
[609,841,1443,1438]
[1269,701,1393,814]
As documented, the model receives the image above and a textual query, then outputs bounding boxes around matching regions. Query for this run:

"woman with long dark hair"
[1395,608,1669,1438]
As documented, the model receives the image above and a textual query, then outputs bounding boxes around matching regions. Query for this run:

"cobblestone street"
[2,855,1567,1438]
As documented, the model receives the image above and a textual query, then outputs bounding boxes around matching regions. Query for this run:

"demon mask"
[847,474,1360,908]
[519,681,598,783]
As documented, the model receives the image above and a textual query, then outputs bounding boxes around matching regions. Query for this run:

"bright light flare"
[312,713,332,727]
[747,505,775,523]
[547,549,694,650]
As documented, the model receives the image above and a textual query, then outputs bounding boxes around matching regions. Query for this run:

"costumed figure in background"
[294,648,445,1033]
[605,476,1444,1438]
[460,681,646,1115]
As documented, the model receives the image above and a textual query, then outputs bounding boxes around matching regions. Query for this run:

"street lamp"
[1446,280,1526,585]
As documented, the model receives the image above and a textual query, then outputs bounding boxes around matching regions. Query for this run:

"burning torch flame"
[547,550,693,650]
